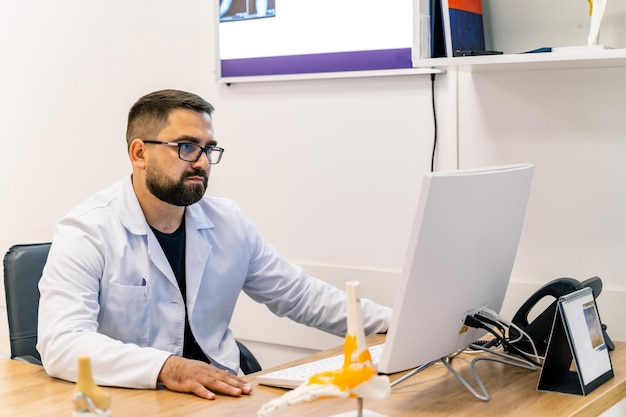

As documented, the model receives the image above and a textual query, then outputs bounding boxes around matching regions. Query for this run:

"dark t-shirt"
[151,219,210,364]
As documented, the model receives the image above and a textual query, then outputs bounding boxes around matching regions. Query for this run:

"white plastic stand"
[327,398,388,417]
[588,0,607,46]
[328,411,387,417]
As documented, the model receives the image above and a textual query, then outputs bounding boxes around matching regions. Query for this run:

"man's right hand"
[157,355,253,400]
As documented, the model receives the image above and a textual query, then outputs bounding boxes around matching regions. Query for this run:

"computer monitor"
[377,163,534,374]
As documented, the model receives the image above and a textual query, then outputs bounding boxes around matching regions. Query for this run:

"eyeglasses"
[143,140,224,165]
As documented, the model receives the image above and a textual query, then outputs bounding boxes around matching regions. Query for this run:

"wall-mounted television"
[216,0,421,82]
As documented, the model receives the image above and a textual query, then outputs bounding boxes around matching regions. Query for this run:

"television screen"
[220,0,276,22]
[217,0,414,78]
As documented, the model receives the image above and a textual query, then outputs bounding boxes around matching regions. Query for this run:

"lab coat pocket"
[100,281,151,344]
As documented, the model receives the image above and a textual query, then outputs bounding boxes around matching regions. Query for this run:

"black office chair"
[3,242,49,364]
[3,242,262,374]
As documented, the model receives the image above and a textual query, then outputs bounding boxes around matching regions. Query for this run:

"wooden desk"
[1,336,625,417]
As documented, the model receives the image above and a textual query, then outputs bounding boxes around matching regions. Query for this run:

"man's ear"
[129,139,147,170]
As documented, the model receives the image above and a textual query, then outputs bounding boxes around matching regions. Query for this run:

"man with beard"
[37,89,392,400]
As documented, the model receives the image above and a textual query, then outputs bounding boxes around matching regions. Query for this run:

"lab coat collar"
[118,176,216,236]
[182,198,215,307]
[117,176,215,301]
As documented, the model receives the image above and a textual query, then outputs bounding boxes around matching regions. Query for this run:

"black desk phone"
[508,276,615,355]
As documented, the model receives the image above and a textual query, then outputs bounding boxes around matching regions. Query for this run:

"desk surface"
[2,336,625,417]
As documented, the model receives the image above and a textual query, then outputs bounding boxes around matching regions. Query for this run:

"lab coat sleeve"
[37,217,171,388]
[237,211,392,337]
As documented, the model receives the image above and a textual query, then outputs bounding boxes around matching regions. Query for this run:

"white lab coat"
[37,176,391,388]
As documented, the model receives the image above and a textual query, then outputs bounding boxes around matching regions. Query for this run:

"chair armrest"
[14,355,43,365]
[236,340,262,374]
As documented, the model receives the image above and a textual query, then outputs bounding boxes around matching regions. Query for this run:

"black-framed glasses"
[143,140,224,165]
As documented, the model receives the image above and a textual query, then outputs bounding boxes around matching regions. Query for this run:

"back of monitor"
[377,163,534,374]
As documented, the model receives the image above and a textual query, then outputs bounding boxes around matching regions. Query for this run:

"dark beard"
[146,168,208,206]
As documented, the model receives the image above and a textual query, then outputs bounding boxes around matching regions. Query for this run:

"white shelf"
[218,49,626,84]
[413,48,626,72]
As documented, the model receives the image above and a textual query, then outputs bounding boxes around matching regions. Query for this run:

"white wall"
[456,67,626,350]
[1,0,625,376]
[0,0,219,351]
[0,0,449,360]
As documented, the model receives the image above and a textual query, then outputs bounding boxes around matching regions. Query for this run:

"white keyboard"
[256,343,385,389]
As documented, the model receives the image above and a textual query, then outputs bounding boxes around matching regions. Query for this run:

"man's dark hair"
[126,89,215,149]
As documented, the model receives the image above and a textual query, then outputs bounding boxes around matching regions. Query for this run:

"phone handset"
[509,276,613,354]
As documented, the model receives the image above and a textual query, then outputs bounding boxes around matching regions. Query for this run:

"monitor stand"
[389,345,537,401]
[389,360,439,388]
[444,344,537,401]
